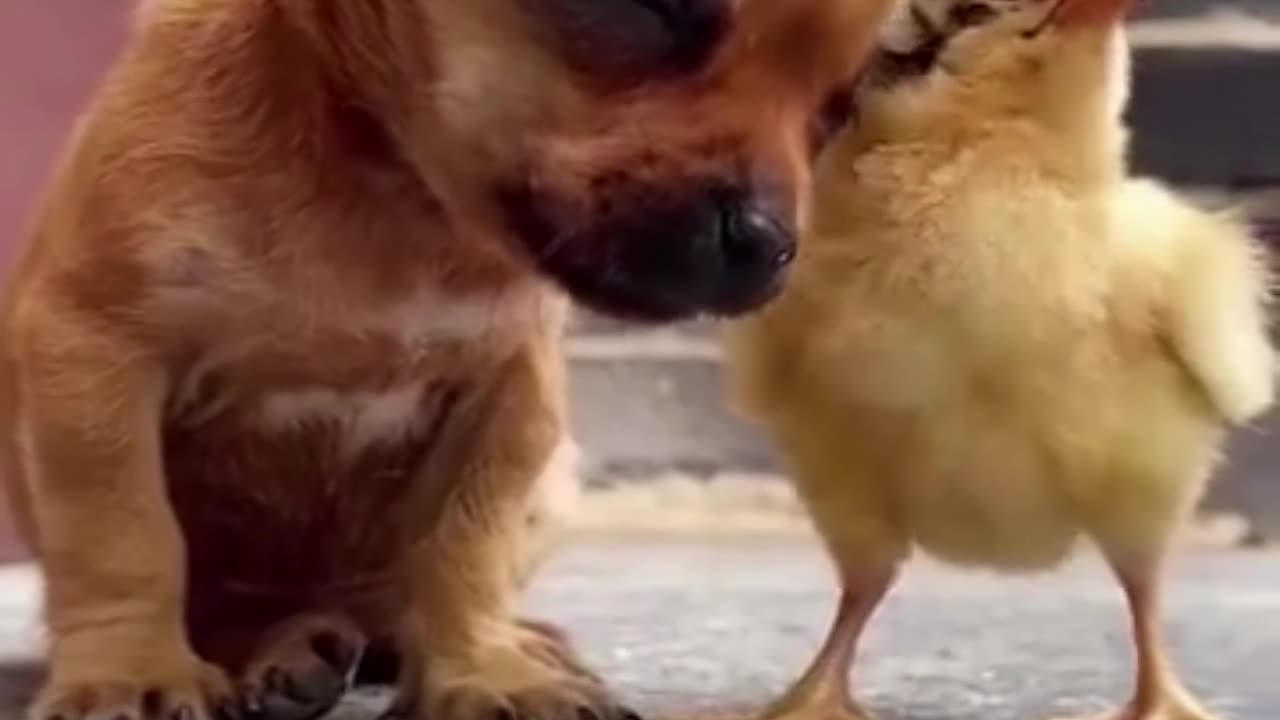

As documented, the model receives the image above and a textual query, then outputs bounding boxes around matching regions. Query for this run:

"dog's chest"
[163,284,552,482]
[253,383,430,457]
[160,288,555,582]
[169,286,548,427]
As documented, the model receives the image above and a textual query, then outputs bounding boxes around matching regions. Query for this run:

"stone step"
[1135,0,1278,21]
[566,331,764,481]
[565,334,1280,540]
[1130,3,1280,48]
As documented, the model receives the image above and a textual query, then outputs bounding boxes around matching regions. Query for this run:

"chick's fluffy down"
[726,22,1274,572]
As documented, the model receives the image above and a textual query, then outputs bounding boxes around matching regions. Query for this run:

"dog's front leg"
[389,341,629,720]
[9,312,232,720]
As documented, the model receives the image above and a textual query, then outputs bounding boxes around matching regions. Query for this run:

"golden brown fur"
[0,1,897,719]
[726,0,1276,718]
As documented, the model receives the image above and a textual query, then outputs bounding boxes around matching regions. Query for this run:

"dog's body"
[1,3,576,716]
[727,1,1275,719]
[0,1,895,718]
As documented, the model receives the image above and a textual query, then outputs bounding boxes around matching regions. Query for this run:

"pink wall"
[0,1,132,561]
[0,0,132,266]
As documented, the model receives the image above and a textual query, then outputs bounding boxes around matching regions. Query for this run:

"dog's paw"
[389,621,637,720]
[238,614,365,720]
[31,657,236,720]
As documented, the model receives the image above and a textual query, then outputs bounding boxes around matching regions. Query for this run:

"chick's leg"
[758,413,906,720]
[761,564,897,720]
[1112,556,1217,720]
[1056,555,1218,720]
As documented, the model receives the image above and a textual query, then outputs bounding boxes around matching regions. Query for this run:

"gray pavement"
[2,538,1277,720]
[513,538,1279,720]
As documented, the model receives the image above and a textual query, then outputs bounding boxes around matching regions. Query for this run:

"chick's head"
[867,0,1136,148]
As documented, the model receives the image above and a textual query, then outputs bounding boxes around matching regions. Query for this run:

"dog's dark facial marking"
[871,41,943,84]
[809,79,861,156]
[949,1,999,28]
[533,0,730,86]
[872,0,1008,84]
[871,4,947,83]
[497,178,794,322]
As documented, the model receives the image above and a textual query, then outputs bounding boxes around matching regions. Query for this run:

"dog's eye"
[537,0,728,83]
[628,0,727,69]
[948,1,997,28]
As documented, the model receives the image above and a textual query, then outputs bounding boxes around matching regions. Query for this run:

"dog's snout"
[504,178,797,322]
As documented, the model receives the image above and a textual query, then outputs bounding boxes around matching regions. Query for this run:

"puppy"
[726,0,1275,719]
[0,1,896,719]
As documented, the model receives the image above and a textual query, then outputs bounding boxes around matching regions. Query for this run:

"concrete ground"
[1,537,1277,720]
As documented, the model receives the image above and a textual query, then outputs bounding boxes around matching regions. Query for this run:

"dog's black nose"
[720,196,795,277]
[599,186,796,318]
[699,189,796,313]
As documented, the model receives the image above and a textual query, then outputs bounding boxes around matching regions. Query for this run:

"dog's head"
[406,0,895,321]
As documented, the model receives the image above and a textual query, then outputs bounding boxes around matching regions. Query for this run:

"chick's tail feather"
[1118,179,1277,425]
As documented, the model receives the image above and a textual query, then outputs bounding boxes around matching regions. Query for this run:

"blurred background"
[1,0,1279,561]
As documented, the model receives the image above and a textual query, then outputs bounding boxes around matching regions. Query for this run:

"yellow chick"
[724,1,1276,719]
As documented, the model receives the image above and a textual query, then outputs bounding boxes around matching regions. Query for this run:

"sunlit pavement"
[2,537,1277,720]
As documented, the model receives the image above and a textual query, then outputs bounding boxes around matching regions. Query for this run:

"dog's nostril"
[774,244,797,267]
[721,203,796,271]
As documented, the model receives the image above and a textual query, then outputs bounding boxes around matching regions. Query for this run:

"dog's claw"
[31,659,231,720]
[141,690,165,718]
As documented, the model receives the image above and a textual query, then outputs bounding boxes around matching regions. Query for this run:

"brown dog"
[0,1,894,719]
